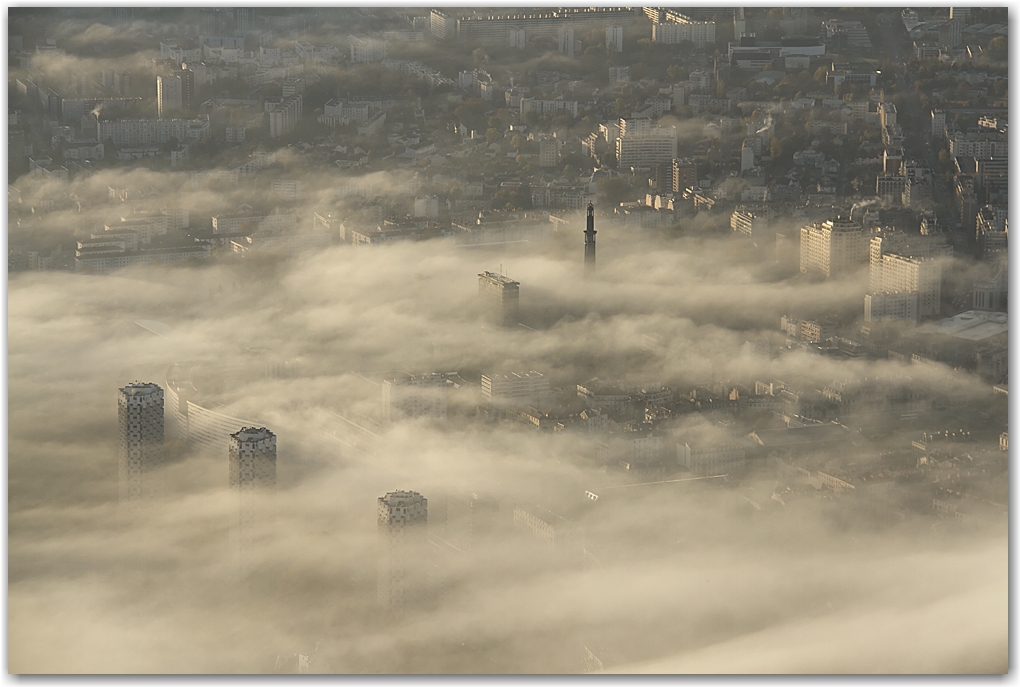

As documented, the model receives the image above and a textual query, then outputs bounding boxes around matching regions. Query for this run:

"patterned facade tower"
[118,382,165,502]
[228,427,277,579]
[584,202,597,274]
[377,490,428,611]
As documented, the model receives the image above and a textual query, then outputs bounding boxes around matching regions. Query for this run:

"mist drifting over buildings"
[8,6,1009,674]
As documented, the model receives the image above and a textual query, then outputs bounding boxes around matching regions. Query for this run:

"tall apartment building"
[615,118,677,169]
[179,68,194,112]
[156,75,183,118]
[377,490,428,610]
[478,271,520,328]
[382,373,448,422]
[799,217,867,278]
[730,207,773,240]
[481,371,549,406]
[865,230,952,322]
[931,109,946,138]
[118,382,165,502]
[268,95,303,138]
[430,9,453,40]
[606,25,624,53]
[539,136,560,168]
[975,205,1008,254]
[654,157,697,194]
[557,25,576,58]
[228,427,277,579]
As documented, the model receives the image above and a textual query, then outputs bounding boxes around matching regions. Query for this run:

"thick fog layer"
[9,228,1007,673]
[8,6,1008,675]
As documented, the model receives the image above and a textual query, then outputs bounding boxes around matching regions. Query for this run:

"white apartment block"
[880,254,943,318]
[869,231,951,287]
[519,98,578,118]
[157,75,183,118]
[212,213,298,234]
[866,231,952,320]
[948,132,1008,159]
[651,14,716,48]
[98,116,210,146]
[481,371,549,406]
[730,207,772,240]
[268,95,303,138]
[864,291,919,323]
[799,218,867,278]
[616,124,678,169]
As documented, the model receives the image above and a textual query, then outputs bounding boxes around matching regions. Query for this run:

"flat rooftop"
[915,310,1008,342]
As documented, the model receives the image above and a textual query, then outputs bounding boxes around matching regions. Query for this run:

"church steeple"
[584,202,596,275]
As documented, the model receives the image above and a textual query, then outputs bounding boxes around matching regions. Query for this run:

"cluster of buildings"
[117,380,276,578]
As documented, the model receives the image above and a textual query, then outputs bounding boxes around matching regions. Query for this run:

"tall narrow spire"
[584,202,596,275]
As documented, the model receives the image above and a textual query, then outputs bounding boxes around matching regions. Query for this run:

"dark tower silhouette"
[584,202,597,275]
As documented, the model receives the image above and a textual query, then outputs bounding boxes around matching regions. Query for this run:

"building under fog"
[377,490,429,610]
[165,362,264,457]
[865,229,954,322]
[118,382,166,502]
[445,492,499,552]
[229,427,277,579]
[478,271,520,328]
[481,371,549,406]
[799,217,867,278]
[381,373,448,422]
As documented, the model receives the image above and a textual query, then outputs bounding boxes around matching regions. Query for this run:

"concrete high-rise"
[478,271,520,328]
[179,68,194,112]
[118,382,165,501]
[377,490,428,610]
[615,119,678,168]
[799,217,867,278]
[584,202,597,274]
[557,25,575,58]
[228,427,277,579]
[865,230,952,322]
[606,25,624,53]
[156,75,183,118]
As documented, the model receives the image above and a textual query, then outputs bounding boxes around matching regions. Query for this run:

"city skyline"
[7,5,1009,675]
